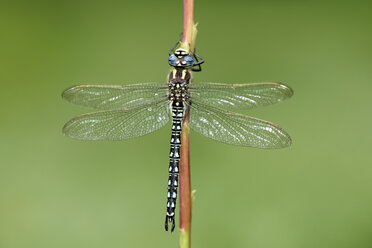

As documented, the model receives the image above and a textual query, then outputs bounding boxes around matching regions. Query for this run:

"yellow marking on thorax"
[181,69,187,79]
[172,69,177,78]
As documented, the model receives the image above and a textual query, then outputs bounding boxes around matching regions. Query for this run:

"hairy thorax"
[168,68,191,104]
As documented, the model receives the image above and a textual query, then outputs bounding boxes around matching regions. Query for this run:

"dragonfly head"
[168,48,195,68]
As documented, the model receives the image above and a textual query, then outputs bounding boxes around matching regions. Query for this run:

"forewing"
[189,102,291,148]
[190,82,293,110]
[63,100,170,140]
[62,83,168,110]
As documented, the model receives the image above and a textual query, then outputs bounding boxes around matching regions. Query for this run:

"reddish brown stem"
[182,0,194,46]
[179,1,194,247]
[179,110,191,232]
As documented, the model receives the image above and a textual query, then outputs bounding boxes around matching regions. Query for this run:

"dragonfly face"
[168,48,195,68]
[62,43,293,233]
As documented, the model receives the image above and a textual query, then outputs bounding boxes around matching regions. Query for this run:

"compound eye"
[184,55,195,66]
[168,54,177,66]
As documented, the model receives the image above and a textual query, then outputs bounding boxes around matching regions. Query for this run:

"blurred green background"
[1,0,372,247]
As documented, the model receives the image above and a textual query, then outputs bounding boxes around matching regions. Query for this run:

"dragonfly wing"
[62,83,168,110]
[190,82,293,110]
[63,100,170,140]
[189,102,291,148]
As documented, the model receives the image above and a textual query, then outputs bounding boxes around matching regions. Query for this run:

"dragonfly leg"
[191,49,205,72]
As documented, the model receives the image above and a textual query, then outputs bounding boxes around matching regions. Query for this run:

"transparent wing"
[63,100,170,140]
[190,82,293,110]
[62,83,168,110]
[189,102,291,148]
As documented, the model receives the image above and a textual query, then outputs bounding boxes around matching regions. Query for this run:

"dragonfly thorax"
[168,81,189,102]
[168,68,191,104]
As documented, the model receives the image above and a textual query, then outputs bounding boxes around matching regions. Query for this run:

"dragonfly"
[62,43,293,233]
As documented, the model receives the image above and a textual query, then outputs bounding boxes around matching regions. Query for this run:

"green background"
[1,0,371,247]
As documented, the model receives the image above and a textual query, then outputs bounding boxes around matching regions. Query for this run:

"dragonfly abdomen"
[165,101,184,232]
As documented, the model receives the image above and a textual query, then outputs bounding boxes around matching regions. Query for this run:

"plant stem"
[179,110,191,248]
[179,0,195,247]
[182,0,194,47]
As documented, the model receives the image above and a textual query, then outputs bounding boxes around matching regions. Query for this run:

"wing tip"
[61,85,80,102]
[62,115,95,141]
[276,83,294,98]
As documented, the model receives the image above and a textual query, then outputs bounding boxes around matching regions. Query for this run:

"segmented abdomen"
[165,101,184,232]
